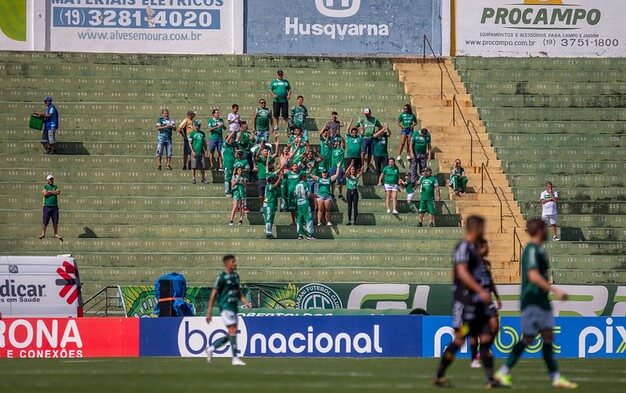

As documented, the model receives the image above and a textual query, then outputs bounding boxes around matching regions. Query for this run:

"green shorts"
[419,199,436,215]
[285,191,297,212]
[232,187,246,201]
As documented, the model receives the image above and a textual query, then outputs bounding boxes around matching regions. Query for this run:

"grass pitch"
[1,358,625,393]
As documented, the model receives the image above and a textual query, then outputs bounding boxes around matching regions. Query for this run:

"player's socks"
[505,340,526,369]
[470,341,479,361]
[436,343,460,378]
[212,336,229,350]
[542,343,558,375]
[480,345,495,381]
[229,334,238,357]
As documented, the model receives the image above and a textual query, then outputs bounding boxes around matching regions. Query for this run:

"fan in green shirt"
[264,171,284,239]
[294,174,315,239]
[39,175,62,240]
[222,135,236,195]
[208,110,226,141]
[188,129,207,155]
[290,95,309,138]
[377,158,400,214]
[380,164,399,186]
[345,129,363,160]
[254,100,273,132]
[396,104,418,162]
[356,112,383,139]
[233,151,250,179]
[269,75,291,103]
[416,167,440,227]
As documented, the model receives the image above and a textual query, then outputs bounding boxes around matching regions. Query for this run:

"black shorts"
[273,101,289,120]
[462,302,491,336]
[257,178,267,198]
[42,206,59,226]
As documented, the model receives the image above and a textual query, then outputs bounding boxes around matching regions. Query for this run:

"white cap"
[46,174,54,180]
[363,108,371,115]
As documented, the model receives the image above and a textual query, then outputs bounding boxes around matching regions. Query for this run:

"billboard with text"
[455,0,626,57]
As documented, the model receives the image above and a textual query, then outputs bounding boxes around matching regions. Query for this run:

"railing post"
[512,228,517,262]
[423,35,426,63]
[452,95,456,126]
[480,163,484,193]
[500,194,504,233]
[469,122,473,166]
[440,64,444,100]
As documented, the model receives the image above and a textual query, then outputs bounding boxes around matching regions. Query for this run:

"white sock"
[551,372,561,382]
[498,365,510,374]
[207,345,215,352]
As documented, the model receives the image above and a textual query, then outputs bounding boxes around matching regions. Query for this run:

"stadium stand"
[455,58,626,284]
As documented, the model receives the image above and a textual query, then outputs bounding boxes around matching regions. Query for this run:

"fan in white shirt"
[228,104,241,134]
[540,181,560,241]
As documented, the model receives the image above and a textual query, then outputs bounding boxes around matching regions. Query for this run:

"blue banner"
[244,0,442,55]
[422,317,626,359]
[140,315,423,357]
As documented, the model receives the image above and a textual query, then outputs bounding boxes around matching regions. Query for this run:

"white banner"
[455,0,626,57]
[0,0,45,51]
[48,0,243,54]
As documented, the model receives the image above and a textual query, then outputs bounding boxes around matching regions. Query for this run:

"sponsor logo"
[56,261,79,305]
[0,319,83,358]
[296,283,343,309]
[178,317,248,357]
[315,0,361,18]
[578,317,626,358]
[480,1,601,30]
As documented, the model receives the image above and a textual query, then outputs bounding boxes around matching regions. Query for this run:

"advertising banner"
[140,315,422,358]
[249,283,626,317]
[454,0,626,57]
[0,318,139,358]
[0,0,45,51]
[119,285,212,318]
[48,0,243,54]
[245,0,442,55]
[423,316,626,359]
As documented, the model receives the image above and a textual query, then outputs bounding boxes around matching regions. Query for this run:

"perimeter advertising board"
[454,0,626,57]
[48,0,243,54]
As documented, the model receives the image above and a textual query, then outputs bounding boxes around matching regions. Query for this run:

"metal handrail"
[451,95,473,166]
[466,119,491,167]
[480,162,504,233]
[511,227,524,263]
[422,35,445,100]
[83,285,124,317]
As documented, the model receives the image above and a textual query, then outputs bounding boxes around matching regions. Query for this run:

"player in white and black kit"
[433,215,502,388]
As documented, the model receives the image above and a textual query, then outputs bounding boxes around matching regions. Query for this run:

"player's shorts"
[419,199,437,215]
[191,153,205,169]
[221,310,238,327]
[521,305,554,337]
[156,140,173,157]
[401,128,413,136]
[542,214,558,225]
[485,303,499,319]
[384,184,398,192]
[42,128,56,144]
[273,101,289,120]
[462,302,491,336]
[360,137,373,155]
[452,300,465,329]
[209,139,223,154]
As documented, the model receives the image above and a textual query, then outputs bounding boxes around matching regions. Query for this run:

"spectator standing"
[345,126,363,172]
[397,104,418,163]
[356,108,383,172]
[329,138,346,198]
[155,108,175,171]
[34,96,59,154]
[229,167,247,226]
[222,131,237,196]
[310,164,342,226]
[323,111,342,141]
[540,182,560,241]
[283,162,301,225]
[269,69,291,132]
[450,159,469,195]
[400,174,417,213]
[409,128,432,184]
[344,163,362,225]
[372,124,391,177]
[290,95,309,140]
[177,110,196,170]
[39,174,62,241]
[227,104,241,138]
[252,99,273,143]
[254,142,272,211]
[319,128,334,171]
[294,172,315,240]
[417,167,440,227]
[236,121,254,177]
[263,171,285,239]
[207,108,226,171]
[378,158,400,214]
[187,120,208,184]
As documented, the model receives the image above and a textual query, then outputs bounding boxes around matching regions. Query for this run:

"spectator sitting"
[155,108,175,171]
[177,110,196,170]
[39,174,62,241]
[252,98,274,143]
[207,108,226,171]
[229,166,247,226]
[450,159,469,195]
[269,69,291,132]
[290,95,309,140]
[34,96,59,154]
[378,158,400,214]
[188,120,208,184]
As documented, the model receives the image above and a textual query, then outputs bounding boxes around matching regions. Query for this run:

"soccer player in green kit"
[264,171,285,239]
[205,254,251,366]
[252,98,274,143]
[496,218,577,389]
[269,69,291,132]
[290,95,309,139]
[294,171,315,240]
[417,167,440,227]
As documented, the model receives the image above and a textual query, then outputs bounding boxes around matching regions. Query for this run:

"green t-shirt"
[345,134,363,159]
[222,143,235,169]
[255,107,271,131]
[269,79,291,103]
[42,184,59,207]
[398,113,417,129]
[372,134,388,157]
[382,165,399,185]
[237,132,253,153]
[418,175,439,200]
[286,170,300,191]
[346,176,359,191]
[521,243,552,311]
[207,117,225,141]
[317,177,332,198]
[451,166,465,177]
[319,136,332,160]
[188,130,206,154]
[156,116,175,143]
[406,182,415,194]
[255,154,269,179]
[411,131,431,155]
[214,271,241,313]
[356,116,382,138]
[265,183,280,208]
[331,147,345,168]
[295,181,310,206]
[290,105,308,129]
[315,161,327,177]
[234,158,250,178]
